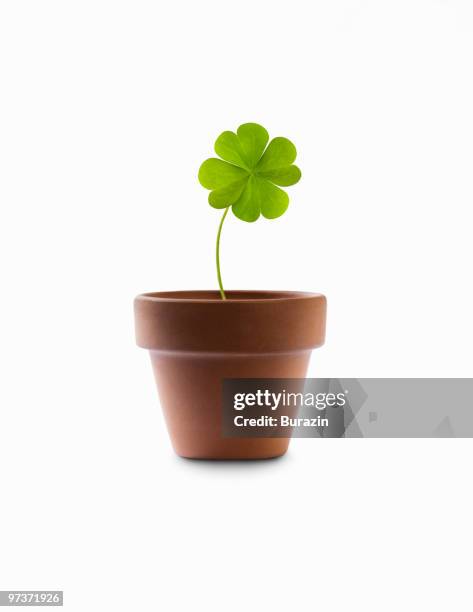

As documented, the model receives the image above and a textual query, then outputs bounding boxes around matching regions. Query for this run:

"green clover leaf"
[198,123,301,222]
[197,123,301,299]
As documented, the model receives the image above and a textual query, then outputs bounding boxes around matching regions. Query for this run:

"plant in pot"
[134,122,326,459]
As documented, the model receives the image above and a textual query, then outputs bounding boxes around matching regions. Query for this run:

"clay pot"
[134,291,326,460]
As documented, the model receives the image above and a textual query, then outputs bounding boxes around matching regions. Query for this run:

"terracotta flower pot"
[134,291,327,460]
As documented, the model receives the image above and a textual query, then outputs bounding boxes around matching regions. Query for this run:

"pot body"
[135,291,326,460]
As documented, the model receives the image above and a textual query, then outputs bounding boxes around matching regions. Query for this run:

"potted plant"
[134,123,326,459]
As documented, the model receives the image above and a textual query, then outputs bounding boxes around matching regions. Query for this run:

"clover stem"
[216,206,229,300]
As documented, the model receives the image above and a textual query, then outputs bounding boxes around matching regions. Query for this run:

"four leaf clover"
[198,122,301,222]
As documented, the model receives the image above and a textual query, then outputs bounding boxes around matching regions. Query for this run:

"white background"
[1,1,472,610]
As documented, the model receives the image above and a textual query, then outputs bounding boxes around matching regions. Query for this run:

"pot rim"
[135,290,327,352]
[136,290,324,304]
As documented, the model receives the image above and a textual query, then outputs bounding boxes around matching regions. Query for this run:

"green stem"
[216,206,229,300]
